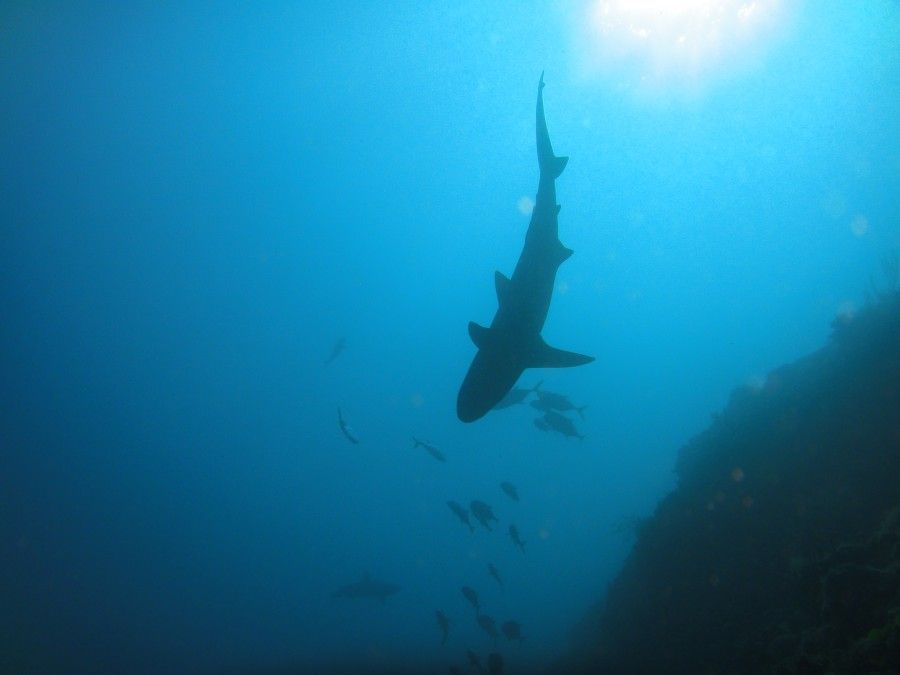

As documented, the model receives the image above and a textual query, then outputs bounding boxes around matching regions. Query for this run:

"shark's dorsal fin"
[468,322,491,349]
[494,271,511,304]
[555,204,562,214]
[530,337,594,369]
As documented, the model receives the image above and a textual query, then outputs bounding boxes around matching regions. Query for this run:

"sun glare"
[576,0,788,96]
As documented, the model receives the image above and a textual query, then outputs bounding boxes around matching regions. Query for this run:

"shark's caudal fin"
[536,73,568,179]
[531,337,594,369]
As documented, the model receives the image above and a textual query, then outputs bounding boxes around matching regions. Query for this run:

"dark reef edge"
[562,291,900,674]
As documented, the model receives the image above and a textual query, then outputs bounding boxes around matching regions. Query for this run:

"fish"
[509,524,526,553]
[337,407,359,444]
[501,620,524,642]
[487,563,503,588]
[530,386,587,418]
[470,500,498,531]
[535,410,584,440]
[436,610,450,645]
[447,501,475,533]
[325,337,346,365]
[492,380,542,409]
[457,74,593,423]
[413,437,446,462]
[500,481,519,501]
[462,586,480,613]
[477,613,499,644]
[331,573,400,603]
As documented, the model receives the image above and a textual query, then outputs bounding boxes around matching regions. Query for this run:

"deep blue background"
[2,3,898,672]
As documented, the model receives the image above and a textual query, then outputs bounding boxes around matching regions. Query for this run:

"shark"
[331,573,400,603]
[457,74,593,423]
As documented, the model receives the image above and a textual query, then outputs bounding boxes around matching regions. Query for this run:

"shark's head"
[457,348,524,422]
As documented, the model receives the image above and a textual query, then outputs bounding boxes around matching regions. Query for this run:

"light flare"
[574,0,789,95]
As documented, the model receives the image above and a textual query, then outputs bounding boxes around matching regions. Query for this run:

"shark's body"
[331,574,400,603]
[457,75,593,423]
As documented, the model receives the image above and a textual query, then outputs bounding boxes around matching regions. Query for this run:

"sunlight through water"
[574,0,791,96]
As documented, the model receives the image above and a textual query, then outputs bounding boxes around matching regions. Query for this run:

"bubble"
[731,467,745,483]
[850,214,869,237]
[517,196,534,215]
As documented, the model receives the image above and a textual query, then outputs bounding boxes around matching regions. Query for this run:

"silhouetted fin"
[531,339,594,369]
[536,74,568,179]
[468,321,491,349]
[494,271,511,304]
[555,204,562,214]
[555,245,574,264]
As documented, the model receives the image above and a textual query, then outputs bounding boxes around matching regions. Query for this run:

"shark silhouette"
[457,74,593,423]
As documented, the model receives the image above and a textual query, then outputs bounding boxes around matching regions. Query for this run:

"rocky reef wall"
[567,293,900,674]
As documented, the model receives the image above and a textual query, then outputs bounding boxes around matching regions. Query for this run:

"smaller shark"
[337,407,359,444]
[331,573,400,603]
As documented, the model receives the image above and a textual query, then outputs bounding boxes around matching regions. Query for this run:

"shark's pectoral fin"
[531,339,594,369]
[494,271,511,305]
[468,321,491,350]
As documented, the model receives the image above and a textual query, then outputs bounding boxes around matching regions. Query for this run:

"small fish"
[487,652,504,675]
[509,524,526,553]
[470,500,498,531]
[535,410,584,440]
[501,620,524,642]
[337,407,359,444]
[467,650,483,673]
[500,481,519,502]
[487,563,503,588]
[461,586,480,612]
[477,613,499,644]
[447,501,474,533]
[532,386,587,418]
[492,380,542,409]
[325,337,346,365]
[413,437,446,462]
[436,610,450,645]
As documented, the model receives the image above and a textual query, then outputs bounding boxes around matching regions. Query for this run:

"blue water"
[2,3,898,673]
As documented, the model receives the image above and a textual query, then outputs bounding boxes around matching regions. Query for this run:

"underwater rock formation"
[566,293,900,674]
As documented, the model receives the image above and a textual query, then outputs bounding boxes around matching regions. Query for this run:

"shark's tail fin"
[536,73,568,179]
